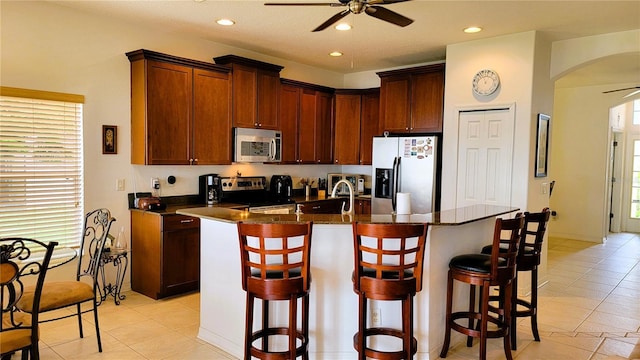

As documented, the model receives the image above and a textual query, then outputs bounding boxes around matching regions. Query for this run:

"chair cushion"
[450,254,505,273]
[17,281,94,313]
[361,267,414,280]
[250,269,302,279]
[481,244,536,255]
[1,312,35,354]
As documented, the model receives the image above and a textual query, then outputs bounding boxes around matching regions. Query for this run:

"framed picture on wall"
[102,125,117,154]
[535,114,550,177]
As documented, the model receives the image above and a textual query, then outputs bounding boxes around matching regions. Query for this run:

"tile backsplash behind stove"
[130,164,371,198]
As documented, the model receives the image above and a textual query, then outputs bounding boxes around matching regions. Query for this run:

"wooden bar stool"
[351,222,428,359]
[237,221,313,360]
[440,215,524,360]
[481,208,551,349]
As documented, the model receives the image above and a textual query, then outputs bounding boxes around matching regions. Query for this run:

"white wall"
[550,84,638,242]
[548,29,640,242]
[441,31,544,213]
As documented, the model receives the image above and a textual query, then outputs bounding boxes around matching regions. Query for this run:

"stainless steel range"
[219,176,296,214]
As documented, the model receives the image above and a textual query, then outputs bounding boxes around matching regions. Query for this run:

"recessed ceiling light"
[464,26,482,34]
[216,19,235,26]
[329,51,343,57]
[335,23,352,31]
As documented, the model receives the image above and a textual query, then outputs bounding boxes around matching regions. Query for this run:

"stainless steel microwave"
[234,128,282,163]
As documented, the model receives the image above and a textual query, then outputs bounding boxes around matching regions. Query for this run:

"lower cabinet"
[298,198,347,214]
[356,198,371,215]
[131,211,200,299]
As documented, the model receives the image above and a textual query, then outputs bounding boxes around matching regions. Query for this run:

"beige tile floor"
[13,233,640,359]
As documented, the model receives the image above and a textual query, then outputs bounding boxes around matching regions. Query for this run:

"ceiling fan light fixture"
[335,23,352,31]
[329,51,343,57]
[464,26,482,33]
[216,18,235,26]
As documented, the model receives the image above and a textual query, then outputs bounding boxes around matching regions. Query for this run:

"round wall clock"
[472,69,500,96]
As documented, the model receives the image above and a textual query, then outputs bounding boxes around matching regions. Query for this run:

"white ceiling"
[49,0,640,88]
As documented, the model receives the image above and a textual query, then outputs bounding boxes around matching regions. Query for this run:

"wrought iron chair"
[17,208,115,352]
[1,237,58,360]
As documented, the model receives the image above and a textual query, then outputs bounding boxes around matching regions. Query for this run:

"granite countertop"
[176,204,519,226]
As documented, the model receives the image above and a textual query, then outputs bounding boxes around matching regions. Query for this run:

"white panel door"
[456,108,515,208]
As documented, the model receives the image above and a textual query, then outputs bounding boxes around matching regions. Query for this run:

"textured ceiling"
[48,0,640,88]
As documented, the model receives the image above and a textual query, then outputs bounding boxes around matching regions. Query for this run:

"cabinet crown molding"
[126,49,231,72]
[377,63,445,78]
[214,54,284,73]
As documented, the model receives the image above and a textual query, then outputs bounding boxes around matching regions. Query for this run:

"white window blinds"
[0,87,84,248]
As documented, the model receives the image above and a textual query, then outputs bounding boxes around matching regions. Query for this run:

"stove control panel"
[220,176,267,192]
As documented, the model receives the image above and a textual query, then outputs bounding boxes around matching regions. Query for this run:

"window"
[0,87,84,248]
[633,99,640,125]
[631,139,640,218]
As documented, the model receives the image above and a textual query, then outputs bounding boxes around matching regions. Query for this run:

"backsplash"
[130,163,371,197]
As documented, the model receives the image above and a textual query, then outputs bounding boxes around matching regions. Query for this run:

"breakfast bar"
[177,205,518,359]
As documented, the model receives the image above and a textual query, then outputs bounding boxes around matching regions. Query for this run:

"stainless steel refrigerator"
[371,135,438,214]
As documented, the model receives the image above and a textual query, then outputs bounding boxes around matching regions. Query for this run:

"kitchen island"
[177,205,518,359]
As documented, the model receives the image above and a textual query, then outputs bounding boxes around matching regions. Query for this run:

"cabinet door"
[334,94,361,165]
[379,74,411,134]
[279,84,300,163]
[193,69,232,164]
[315,91,333,164]
[257,70,280,129]
[298,88,317,163]
[231,64,258,128]
[146,60,192,165]
[131,211,162,299]
[410,70,445,132]
[162,216,200,297]
[359,90,379,165]
[356,199,371,215]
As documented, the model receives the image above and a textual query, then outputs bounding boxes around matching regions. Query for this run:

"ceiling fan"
[602,86,640,98]
[264,0,414,32]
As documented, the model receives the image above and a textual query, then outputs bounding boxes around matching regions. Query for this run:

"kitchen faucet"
[331,179,354,215]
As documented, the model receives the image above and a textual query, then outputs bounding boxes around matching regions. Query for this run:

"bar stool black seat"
[480,208,550,349]
[352,222,428,360]
[237,221,313,360]
[440,214,524,360]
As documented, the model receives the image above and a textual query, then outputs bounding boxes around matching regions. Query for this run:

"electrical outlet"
[116,179,125,191]
[371,308,381,326]
[151,178,160,190]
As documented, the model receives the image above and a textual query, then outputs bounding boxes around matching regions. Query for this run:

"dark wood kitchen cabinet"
[378,63,445,133]
[127,49,232,165]
[131,211,200,300]
[334,88,380,165]
[213,55,283,130]
[279,79,334,164]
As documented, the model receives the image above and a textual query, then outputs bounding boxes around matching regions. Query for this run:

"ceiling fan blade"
[264,2,339,6]
[365,5,413,27]
[623,89,640,98]
[602,86,640,94]
[367,0,411,4]
[313,9,350,32]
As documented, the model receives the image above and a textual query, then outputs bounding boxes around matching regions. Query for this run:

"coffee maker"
[270,175,293,203]
[199,174,221,206]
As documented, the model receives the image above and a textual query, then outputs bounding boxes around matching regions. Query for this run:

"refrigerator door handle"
[392,156,401,212]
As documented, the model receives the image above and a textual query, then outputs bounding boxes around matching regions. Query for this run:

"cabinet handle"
[312,206,321,210]
[193,158,198,164]
[406,127,409,130]
[180,219,194,224]
[335,159,338,163]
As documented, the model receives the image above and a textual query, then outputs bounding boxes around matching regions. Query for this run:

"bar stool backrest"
[237,222,313,299]
[518,208,551,260]
[352,223,428,298]
[490,214,524,283]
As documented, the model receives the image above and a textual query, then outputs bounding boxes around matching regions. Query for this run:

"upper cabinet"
[127,49,232,165]
[333,88,380,165]
[213,55,283,130]
[279,79,334,164]
[378,63,445,133]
